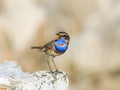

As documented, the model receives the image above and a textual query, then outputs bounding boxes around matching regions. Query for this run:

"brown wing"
[40,40,55,52]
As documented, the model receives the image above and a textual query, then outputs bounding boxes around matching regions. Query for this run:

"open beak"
[56,32,59,35]
[56,32,61,39]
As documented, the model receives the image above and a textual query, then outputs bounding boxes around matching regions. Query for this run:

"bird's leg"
[51,59,58,72]
[47,60,52,72]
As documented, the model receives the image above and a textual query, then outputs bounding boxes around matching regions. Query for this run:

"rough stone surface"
[0,61,69,90]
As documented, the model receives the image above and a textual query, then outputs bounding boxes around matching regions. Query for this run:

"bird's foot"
[48,69,63,74]
[55,70,63,73]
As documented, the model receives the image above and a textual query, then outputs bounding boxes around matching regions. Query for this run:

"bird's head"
[56,31,70,41]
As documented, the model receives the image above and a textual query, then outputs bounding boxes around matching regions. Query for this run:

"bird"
[31,31,70,72]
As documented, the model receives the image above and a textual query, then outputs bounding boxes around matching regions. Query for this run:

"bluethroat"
[31,31,70,72]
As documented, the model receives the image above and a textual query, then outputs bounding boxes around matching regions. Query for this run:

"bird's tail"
[31,46,41,49]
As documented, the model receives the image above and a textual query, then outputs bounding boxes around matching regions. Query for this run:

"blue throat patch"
[55,38,68,53]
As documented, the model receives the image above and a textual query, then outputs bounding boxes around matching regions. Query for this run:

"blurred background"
[0,0,120,90]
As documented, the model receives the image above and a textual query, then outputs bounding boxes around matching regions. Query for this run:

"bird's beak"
[56,32,59,35]
[56,32,61,39]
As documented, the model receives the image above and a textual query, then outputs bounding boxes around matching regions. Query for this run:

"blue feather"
[55,38,68,52]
